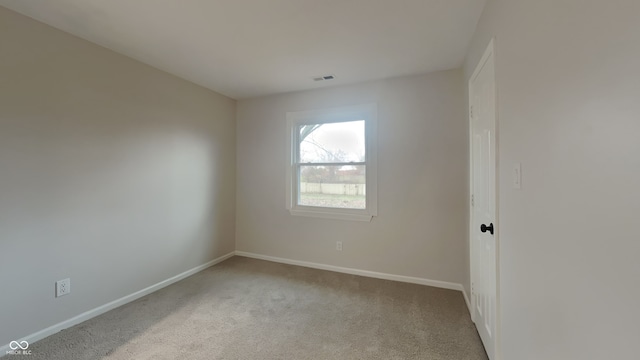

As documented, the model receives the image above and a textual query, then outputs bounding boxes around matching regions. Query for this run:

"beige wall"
[465,0,640,358]
[236,70,469,288]
[0,7,236,346]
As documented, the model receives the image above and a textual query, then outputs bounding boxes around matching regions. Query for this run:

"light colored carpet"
[25,257,488,359]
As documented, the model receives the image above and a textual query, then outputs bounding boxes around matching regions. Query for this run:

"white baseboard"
[0,251,234,356]
[235,251,466,293]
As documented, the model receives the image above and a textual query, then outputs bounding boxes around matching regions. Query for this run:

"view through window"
[297,120,366,209]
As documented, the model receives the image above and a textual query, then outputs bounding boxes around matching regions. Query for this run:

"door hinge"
[471,194,474,207]
[470,105,474,119]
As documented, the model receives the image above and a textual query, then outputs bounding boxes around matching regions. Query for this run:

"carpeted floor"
[25,257,488,359]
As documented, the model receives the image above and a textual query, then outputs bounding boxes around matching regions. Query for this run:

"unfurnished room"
[1,1,638,359]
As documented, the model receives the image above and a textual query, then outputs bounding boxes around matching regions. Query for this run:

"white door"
[470,39,498,360]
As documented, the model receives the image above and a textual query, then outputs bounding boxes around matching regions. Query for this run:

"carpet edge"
[235,251,472,314]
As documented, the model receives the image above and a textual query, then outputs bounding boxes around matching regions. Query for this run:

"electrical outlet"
[336,241,343,251]
[56,278,71,297]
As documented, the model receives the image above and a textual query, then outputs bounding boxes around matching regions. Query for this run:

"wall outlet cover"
[56,278,71,297]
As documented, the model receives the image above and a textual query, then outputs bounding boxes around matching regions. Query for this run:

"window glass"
[298,165,366,209]
[299,121,365,163]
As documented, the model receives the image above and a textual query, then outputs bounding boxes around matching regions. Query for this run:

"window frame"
[286,103,378,222]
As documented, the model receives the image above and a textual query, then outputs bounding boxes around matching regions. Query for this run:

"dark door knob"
[481,223,494,235]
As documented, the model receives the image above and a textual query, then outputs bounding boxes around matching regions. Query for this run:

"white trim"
[470,38,496,83]
[285,103,378,221]
[235,251,464,292]
[469,38,497,320]
[469,37,500,360]
[0,251,235,356]
[288,208,372,222]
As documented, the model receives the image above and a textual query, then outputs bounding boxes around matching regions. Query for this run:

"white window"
[286,103,377,221]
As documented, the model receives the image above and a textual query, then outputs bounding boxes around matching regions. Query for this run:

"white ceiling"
[0,0,486,99]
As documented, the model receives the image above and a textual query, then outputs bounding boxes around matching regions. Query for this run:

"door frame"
[469,37,501,359]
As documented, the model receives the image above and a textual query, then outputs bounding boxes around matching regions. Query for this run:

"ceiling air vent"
[313,75,336,82]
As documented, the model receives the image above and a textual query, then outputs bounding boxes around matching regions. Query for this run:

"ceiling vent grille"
[313,75,335,82]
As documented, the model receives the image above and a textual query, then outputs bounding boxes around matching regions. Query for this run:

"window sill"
[289,208,373,222]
